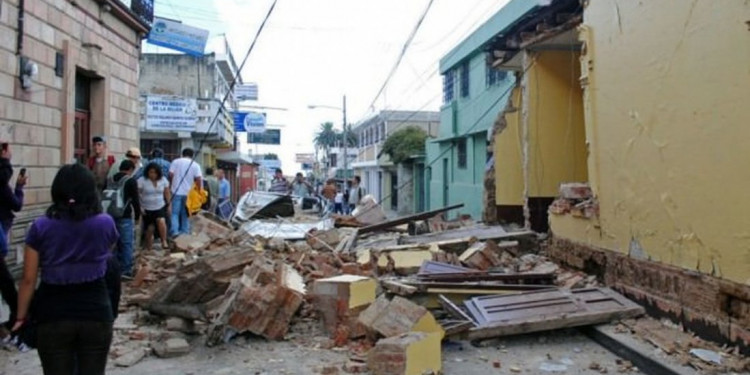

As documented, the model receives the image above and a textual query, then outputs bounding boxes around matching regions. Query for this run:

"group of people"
[269,168,366,216]
[0,136,233,375]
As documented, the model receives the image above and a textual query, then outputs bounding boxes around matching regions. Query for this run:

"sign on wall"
[235,84,259,101]
[247,129,281,145]
[145,96,198,132]
[147,17,209,56]
[295,153,315,164]
[233,111,266,133]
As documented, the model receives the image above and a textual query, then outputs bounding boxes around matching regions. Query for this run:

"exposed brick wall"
[0,0,144,271]
[548,235,750,354]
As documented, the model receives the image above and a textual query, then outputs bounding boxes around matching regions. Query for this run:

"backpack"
[101,175,132,219]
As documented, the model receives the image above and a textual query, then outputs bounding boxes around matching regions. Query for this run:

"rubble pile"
[113,208,636,374]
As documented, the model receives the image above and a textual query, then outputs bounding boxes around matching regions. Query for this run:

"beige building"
[351,110,439,212]
[0,0,150,268]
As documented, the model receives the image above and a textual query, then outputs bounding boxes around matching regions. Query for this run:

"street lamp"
[308,95,348,182]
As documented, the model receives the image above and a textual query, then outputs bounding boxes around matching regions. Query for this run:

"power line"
[170,0,279,205]
[365,0,436,113]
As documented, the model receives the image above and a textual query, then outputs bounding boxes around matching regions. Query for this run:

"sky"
[144,0,511,174]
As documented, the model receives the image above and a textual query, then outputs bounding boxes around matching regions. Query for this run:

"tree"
[336,128,358,148]
[314,122,338,168]
[382,126,429,164]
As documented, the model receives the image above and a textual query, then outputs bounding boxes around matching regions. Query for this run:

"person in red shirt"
[86,136,115,192]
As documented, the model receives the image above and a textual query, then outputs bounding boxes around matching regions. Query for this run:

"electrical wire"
[169,0,279,206]
[365,0,436,113]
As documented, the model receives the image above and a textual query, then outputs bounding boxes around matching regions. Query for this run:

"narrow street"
[1,0,750,374]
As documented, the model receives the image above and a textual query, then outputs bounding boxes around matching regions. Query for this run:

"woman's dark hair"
[144,162,163,180]
[46,164,101,221]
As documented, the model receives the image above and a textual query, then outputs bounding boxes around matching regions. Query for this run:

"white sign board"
[145,96,198,132]
[147,18,209,56]
[236,84,259,101]
[295,153,315,164]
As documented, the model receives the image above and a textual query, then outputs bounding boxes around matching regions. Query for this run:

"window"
[330,153,338,168]
[459,61,470,98]
[380,123,385,141]
[443,70,455,103]
[486,60,508,87]
[456,138,467,169]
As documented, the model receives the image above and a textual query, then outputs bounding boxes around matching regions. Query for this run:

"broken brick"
[153,338,190,358]
[313,275,377,339]
[359,296,444,340]
[367,332,442,375]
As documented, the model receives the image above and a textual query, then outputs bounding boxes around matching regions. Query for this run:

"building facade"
[0,0,150,269]
[351,110,439,212]
[425,10,519,220]
[138,47,237,169]
[487,0,750,351]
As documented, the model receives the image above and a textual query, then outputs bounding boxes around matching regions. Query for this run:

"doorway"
[74,74,92,164]
[390,172,398,211]
[442,158,449,207]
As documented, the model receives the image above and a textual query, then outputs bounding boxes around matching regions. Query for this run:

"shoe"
[1,335,12,349]
[16,341,30,353]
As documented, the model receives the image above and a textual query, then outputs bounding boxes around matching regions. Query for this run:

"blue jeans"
[170,195,189,237]
[115,218,134,276]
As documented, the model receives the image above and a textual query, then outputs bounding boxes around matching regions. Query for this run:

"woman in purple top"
[13,164,119,375]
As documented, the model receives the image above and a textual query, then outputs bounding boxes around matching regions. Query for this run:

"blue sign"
[258,159,282,174]
[147,17,209,57]
[233,111,266,133]
[247,129,281,145]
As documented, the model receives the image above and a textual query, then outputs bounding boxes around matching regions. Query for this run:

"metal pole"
[342,95,348,181]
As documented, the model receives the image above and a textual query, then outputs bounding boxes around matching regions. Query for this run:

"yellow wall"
[495,87,524,205]
[553,1,750,284]
[526,50,588,197]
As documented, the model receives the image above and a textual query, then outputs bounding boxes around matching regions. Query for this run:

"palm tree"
[314,122,338,171]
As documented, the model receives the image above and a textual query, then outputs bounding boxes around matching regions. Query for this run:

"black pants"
[37,321,113,375]
[0,257,17,330]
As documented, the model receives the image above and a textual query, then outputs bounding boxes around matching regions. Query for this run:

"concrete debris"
[351,195,387,226]
[153,338,190,358]
[559,183,592,200]
[358,296,444,340]
[113,348,146,367]
[111,210,658,373]
[206,257,305,345]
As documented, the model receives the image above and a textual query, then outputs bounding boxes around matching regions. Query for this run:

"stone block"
[114,348,146,367]
[165,317,197,334]
[173,233,211,252]
[359,296,444,340]
[357,246,436,275]
[307,228,341,251]
[367,332,442,375]
[153,338,190,358]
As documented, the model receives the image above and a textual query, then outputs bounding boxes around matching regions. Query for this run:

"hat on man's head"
[126,147,142,158]
[92,136,106,143]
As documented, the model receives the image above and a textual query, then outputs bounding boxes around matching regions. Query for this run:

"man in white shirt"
[168,148,202,237]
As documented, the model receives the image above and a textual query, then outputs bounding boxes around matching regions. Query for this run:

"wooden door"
[74,111,90,165]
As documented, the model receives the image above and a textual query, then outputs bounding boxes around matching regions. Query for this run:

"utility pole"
[342,95,348,182]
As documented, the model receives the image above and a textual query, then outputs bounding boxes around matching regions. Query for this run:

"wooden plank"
[417,271,556,284]
[465,287,645,340]
[381,279,418,296]
[418,260,480,275]
[400,226,534,245]
[442,320,474,336]
[358,204,464,234]
[404,281,554,292]
[438,294,475,323]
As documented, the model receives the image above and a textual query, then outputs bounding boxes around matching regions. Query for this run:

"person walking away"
[348,176,365,214]
[87,136,115,192]
[268,168,290,194]
[334,189,344,214]
[321,179,336,214]
[169,148,202,237]
[13,164,119,375]
[104,160,140,277]
[216,169,231,218]
[204,167,220,213]
[137,163,171,251]
[0,143,25,344]
[148,148,171,179]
